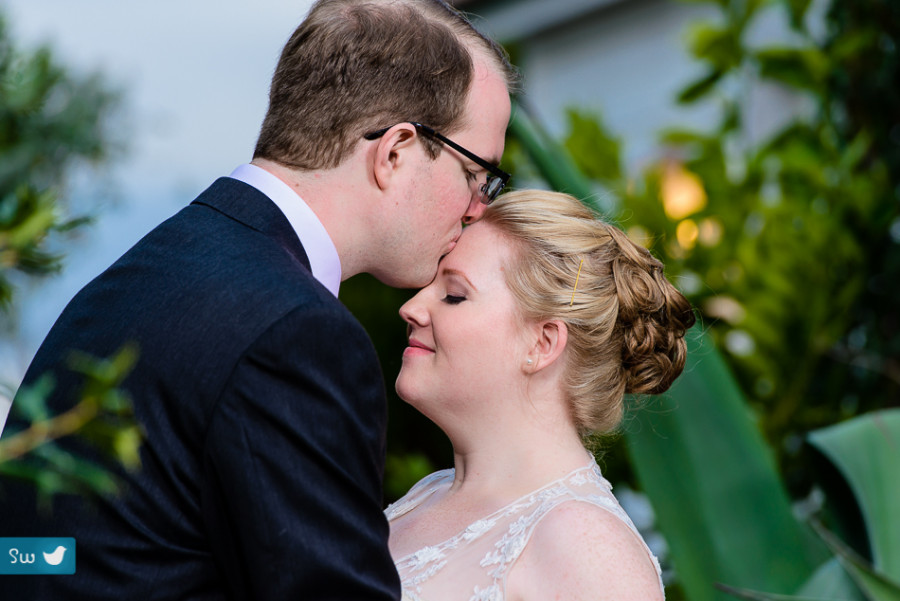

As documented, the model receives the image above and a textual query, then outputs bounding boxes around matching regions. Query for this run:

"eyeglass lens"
[482,176,504,202]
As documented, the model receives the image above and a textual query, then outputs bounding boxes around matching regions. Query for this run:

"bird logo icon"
[43,546,67,566]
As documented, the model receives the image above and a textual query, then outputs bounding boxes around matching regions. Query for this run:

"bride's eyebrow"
[441,268,478,292]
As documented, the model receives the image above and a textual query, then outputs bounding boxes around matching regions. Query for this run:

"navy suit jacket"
[2,178,401,600]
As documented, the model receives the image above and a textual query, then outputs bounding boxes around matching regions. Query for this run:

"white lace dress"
[385,459,664,601]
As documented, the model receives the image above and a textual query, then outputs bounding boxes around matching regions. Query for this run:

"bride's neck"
[444,413,591,502]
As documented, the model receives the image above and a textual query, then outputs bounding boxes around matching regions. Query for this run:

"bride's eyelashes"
[442,294,466,305]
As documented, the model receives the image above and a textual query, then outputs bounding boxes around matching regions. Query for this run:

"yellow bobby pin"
[570,259,584,306]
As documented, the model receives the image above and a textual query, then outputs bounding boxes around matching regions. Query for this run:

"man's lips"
[441,240,457,260]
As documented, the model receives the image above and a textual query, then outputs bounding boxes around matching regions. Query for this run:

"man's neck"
[250,157,374,281]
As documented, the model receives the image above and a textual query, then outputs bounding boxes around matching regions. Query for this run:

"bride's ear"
[525,320,568,373]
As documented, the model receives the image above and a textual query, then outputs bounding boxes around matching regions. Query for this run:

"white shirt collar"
[228,163,341,297]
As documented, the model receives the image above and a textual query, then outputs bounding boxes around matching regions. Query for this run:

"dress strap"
[385,469,454,522]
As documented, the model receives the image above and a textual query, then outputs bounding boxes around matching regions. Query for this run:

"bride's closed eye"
[442,294,466,305]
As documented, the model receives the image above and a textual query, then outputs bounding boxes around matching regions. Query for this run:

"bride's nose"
[399,289,430,328]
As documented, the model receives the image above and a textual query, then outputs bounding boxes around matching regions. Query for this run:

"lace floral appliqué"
[387,460,665,601]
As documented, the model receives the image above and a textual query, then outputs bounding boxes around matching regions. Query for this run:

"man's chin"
[374,268,436,290]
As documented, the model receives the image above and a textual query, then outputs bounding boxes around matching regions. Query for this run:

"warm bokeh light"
[703,295,746,324]
[662,162,707,220]
[626,225,653,249]
[698,217,723,247]
[676,218,700,249]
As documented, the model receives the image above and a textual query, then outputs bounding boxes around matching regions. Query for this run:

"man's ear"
[525,319,568,373]
[372,123,419,191]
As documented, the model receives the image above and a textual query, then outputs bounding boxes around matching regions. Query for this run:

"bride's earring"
[526,359,533,365]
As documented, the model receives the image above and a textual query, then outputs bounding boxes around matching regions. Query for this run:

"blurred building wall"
[457,0,808,169]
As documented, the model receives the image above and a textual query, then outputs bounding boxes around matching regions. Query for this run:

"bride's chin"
[394,374,419,405]
[395,381,435,417]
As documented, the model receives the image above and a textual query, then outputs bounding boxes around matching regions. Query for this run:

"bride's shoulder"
[510,501,664,601]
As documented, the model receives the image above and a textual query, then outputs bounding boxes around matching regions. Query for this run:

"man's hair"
[253,0,518,170]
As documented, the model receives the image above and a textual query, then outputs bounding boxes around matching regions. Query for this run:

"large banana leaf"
[810,521,900,601]
[507,102,596,202]
[794,557,864,601]
[714,410,900,601]
[509,104,827,600]
[626,331,827,600]
[808,410,900,583]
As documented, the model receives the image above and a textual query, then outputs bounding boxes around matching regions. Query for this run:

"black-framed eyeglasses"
[363,122,510,204]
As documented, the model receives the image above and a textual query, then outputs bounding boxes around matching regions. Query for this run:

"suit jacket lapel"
[191,178,312,273]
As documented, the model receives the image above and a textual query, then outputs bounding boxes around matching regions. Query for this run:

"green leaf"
[784,0,814,31]
[839,132,873,173]
[112,425,143,471]
[754,48,829,93]
[812,522,900,601]
[8,373,54,422]
[385,452,435,501]
[508,103,606,211]
[67,344,139,389]
[660,127,715,145]
[686,23,742,69]
[829,31,877,62]
[6,204,57,248]
[626,328,828,601]
[679,0,729,6]
[28,441,122,500]
[54,214,94,233]
[808,410,900,581]
[563,108,623,183]
[677,69,726,104]
[796,557,865,601]
[716,579,850,600]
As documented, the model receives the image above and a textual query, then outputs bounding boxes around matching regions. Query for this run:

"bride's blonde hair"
[482,190,696,435]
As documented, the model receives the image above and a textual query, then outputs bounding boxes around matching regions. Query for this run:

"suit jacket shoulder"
[5,178,400,601]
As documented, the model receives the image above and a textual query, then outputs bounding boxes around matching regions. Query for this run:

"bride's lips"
[403,338,434,357]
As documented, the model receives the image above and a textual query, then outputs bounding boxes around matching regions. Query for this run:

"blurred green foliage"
[713,411,900,601]
[808,411,900,597]
[0,346,142,507]
[499,0,900,598]
[0,15,120,308]
[0,13,140,499]
[548,0,899,500]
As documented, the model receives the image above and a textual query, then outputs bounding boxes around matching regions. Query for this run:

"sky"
[0,1,317,424]
[1,1,317,378]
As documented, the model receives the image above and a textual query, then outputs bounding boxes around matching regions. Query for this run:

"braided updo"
[482,190,696,435]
